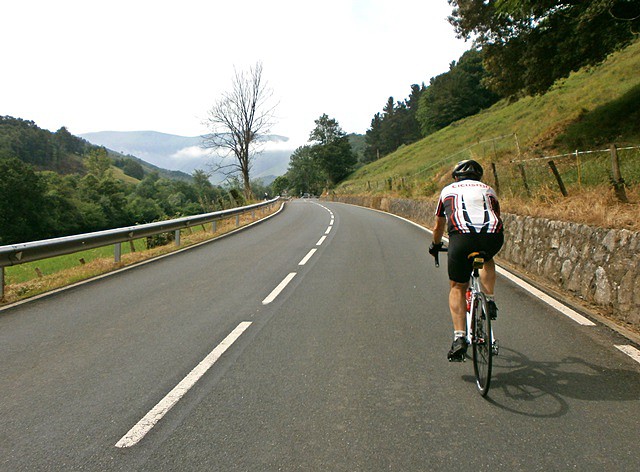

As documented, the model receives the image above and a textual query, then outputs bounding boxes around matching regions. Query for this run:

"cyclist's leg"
[447,234,472,360]
[478,232,504,320]
[449,280,468,332]
[479,258,496,296]
[477,232,504,295]
[447,233,471,331]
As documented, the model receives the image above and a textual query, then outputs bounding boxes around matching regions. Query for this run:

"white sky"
[1,0,469,148]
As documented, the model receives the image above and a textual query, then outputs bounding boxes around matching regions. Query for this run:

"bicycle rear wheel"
[472,293,492,396]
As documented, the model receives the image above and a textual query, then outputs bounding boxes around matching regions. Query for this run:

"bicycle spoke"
[472,294,493,396]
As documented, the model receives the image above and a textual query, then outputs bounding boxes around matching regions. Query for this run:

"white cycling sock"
[486,294,495,302]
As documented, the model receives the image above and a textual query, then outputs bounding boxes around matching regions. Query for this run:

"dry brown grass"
[1,205,280,306]
[351,177,640,232]
[501,185,640,231]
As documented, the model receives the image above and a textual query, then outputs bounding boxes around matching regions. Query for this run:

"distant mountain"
[80,130,294,182]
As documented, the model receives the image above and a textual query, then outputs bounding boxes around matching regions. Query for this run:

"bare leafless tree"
[203,62,276,200]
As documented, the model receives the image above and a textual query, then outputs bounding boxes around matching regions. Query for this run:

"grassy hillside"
[338,41,640,229]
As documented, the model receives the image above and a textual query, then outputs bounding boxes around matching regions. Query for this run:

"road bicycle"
[434,247,497,397]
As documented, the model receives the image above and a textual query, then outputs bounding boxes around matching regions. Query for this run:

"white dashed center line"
[299,249,317,266]
[262,272,297,305]
[115,321,252,448]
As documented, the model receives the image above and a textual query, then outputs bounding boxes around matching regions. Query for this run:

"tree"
[363,85,426,162]
[0,158,51,244]
[192,169,217,211]
[401,84,424,143]
[122,159,145,180]
[417,49,499,135]
[84,148,112,179]
[271,175,290,196]
[203,62,276,200]
[379,97,403,155]
[448,0,640,96]
[308,114,357,186]
[286,145,324,196]
[54,126,84,155]
[364,113,383,163]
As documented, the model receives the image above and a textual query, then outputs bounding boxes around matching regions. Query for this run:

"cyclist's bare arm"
[433,216,446,244]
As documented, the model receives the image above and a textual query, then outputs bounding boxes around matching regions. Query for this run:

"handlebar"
[433,245,448,268]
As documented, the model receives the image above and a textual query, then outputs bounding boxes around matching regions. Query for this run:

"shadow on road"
[463,347,640,417]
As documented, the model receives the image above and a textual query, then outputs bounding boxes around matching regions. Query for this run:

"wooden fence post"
[491,163,500,195]
[610,144,628,203]
[548,160,568,196]
[518,163,531,197]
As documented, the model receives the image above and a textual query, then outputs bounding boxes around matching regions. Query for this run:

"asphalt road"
[1,199,639,471]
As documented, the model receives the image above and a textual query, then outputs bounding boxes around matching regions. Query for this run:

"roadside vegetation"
[278,2,639,224]
[1,205,279,305]
[336,40,640,231]
[2,1,638,302]
[0,118,272,246]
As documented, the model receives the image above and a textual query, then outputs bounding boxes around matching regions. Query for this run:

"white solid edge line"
[262,272,297,305]
[316,236,327,246]
[299,249,317,266]
[336,203,596,327]
[495,266,595,326]
[615,345,640,365]
[115,321,252,448]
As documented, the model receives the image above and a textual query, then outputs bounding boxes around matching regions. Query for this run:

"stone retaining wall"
[327,195,640,329]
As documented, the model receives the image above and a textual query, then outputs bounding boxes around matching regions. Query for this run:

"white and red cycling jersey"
[435,180,503,234]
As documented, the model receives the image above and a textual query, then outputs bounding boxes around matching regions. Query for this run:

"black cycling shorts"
[447,232,504,283]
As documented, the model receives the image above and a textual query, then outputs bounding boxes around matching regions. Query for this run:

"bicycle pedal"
[492,340,500,356]
[448,354,466,362]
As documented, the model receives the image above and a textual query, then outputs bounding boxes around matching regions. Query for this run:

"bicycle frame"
[466,269,482,346]
[466,260,495,344]
[434,246,495,396]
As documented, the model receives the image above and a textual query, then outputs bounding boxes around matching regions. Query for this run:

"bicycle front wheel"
[472,293,493,396]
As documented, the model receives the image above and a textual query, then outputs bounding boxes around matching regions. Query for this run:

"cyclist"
[428,159,504,361]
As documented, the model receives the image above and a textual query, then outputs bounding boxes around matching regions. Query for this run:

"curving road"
[1,199,639,471]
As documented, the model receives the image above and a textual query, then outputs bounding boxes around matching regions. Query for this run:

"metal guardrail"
[0,197,281,299]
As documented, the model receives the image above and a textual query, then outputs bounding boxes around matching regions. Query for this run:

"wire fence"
[346,134,639,202]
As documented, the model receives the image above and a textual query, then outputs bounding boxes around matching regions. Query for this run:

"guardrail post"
[1,267,5,301]
[212,220,217,233]
[174,230,181,246]
[114,243,122,263]
[236,214,240,227]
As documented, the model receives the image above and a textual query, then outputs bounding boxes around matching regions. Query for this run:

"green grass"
[1,206,280,304]
[340,40,640,194]
[4,239,148,284]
